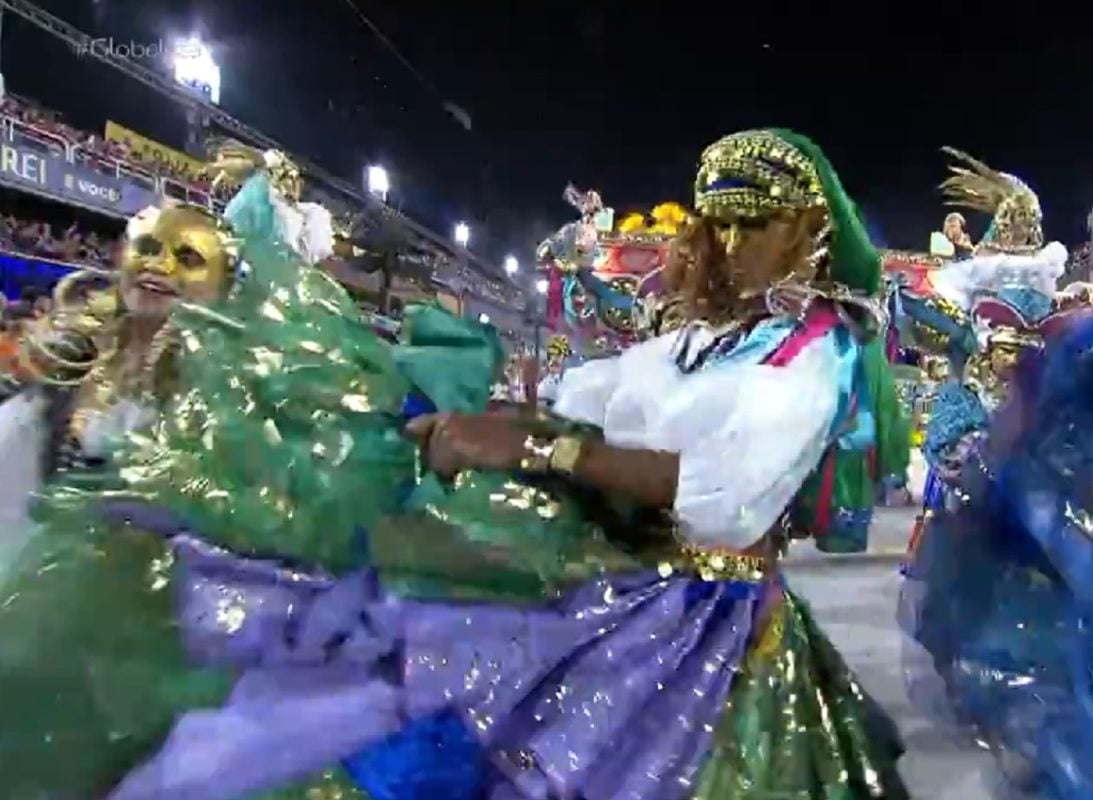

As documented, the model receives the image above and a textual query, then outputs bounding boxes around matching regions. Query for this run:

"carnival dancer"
[0,147,349,797]
[899,300,1093,800]
[0,205,238,569]
[488,350,537,409]
[540,184,908,555]
[37,129,903,800]
[207,139,335,266]
[0,141,334,572]
[896,152,1093,799]
[893,149,1067,568]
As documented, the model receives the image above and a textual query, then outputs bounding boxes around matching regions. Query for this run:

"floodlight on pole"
[171,36,221,104]
[367,165,389,201]
[454,222,470,247]
[503,255,519,275]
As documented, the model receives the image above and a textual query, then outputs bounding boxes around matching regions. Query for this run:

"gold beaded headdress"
[693,129,882,294]
[695,130,826,222]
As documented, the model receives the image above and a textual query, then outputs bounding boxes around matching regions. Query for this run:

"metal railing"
[0,114,68,157]
[2,115,223,212]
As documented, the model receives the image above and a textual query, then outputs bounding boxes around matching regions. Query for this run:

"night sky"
[5,1,1093,267]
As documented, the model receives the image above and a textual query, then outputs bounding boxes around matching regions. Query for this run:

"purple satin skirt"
[107,531,772,800]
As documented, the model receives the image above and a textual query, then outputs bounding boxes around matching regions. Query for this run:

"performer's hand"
[405,413,528,479]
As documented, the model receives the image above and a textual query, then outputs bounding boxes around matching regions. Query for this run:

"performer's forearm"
[570,439,679,509]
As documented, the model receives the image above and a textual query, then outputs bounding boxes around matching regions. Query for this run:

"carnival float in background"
[536,185,687,356]
[881,246,949,447]
[880,208,983,446]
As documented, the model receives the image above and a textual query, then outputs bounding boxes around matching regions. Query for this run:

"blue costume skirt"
[898,474,1093,800]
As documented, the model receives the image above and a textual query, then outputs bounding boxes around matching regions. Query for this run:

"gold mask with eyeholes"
[122,205,235,297]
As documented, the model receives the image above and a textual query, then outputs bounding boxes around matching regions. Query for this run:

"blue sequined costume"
[900,311,1093,800]
[893,281,1059,572]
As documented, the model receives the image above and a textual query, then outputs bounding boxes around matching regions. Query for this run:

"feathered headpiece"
[939,147,1043,254]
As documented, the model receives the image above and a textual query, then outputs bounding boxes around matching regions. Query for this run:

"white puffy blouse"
[553,319,843,550]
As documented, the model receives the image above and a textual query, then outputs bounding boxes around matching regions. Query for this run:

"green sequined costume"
[0,136,907,800]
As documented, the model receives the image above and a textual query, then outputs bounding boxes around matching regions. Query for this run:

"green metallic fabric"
[111,236,416,574]
[0,510,232,799]
[768,130,881,296]
[373,418,646,602]
[865,339,912,488]
[394,303,503,413]
[695,589,908,800]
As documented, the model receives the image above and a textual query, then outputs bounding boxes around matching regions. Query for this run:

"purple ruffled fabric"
[103,503,771,800]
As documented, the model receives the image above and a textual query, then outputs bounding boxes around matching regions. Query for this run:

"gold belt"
[659,543,771,583]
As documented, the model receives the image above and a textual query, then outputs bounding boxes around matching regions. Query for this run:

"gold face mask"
[121,206,233,316]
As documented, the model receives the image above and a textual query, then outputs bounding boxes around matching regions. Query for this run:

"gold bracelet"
[548,434,584,475]
[519,434,584,475]
[519,435,555,472]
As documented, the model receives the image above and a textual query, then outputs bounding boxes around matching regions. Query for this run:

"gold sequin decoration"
[486,477,562,520]
[749,603,785,662]
[695,130,827,223]
[674,544,768,583]
[908,292,970,355]
[692,591,902,799]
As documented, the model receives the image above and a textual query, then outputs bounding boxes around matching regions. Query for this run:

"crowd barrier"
[0,248,95,299]
[0,115,222,216]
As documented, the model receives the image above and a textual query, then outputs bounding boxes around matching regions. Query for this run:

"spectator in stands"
[30,291,53,319]
[2,289,38,326]
[26,223,50,254]
[0,299,41,382]
[2,94,218,202]
[0,213,116,268]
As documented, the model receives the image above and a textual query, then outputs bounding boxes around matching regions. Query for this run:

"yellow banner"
[104,121,206,181]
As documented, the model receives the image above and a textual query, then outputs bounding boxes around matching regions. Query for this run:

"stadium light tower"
[453,222,470,247]
[171,36,220,105]
[503,255,518,276]
[367,165,389,201]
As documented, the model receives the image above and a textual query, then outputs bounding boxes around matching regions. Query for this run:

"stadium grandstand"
[0,0,531,342]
